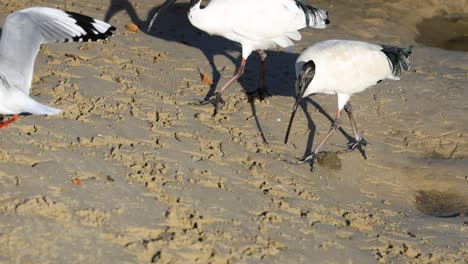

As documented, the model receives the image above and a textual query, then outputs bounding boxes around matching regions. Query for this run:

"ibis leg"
[299,110,342,166]
[248,50,270,101]
[343,103,368,159]
[0,114,19,129]
[201,58,246,112]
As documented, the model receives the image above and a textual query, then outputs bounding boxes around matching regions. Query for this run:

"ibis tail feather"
[294,0,329,28]
[380,45,413,77]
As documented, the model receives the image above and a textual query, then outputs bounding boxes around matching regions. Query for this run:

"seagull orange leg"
[0,114,19,129]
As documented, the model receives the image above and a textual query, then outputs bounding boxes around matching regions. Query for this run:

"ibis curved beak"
[284,94,302,144]
[147,0,178,32]
[284,60,315,144]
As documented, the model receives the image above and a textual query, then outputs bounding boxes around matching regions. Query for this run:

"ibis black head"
[147,0,202,32]
[284,60,316,144]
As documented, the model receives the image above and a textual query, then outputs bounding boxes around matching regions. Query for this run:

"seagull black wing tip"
[65,10,117,42]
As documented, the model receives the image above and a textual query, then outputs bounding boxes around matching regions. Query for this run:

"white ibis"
[148,0,329,112]
[284,40,413,166]
[0,7,116,129]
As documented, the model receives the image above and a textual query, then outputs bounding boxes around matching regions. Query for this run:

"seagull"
[284,40,413,167]
[0,7,116,129]
[148,0,329,112]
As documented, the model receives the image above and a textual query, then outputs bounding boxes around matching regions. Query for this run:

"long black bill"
[284,60,315,144]
[147,0,177,32]
[284,95,302,144]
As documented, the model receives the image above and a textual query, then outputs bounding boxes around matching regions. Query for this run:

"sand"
[0,0,467,263]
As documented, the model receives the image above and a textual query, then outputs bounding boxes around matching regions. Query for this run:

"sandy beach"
[0,0,467,263]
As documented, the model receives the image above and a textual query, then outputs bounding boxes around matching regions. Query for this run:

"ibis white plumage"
[284,40,413,166]
[0,7,116,128]
[148,0,329,111]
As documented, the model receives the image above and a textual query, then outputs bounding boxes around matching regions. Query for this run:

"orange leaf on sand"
[73,178,82,185]
[201,73,213,85]
[125,23,140,32]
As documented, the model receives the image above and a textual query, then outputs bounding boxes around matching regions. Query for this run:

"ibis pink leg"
[201,58,246,112]
[248,50,270,101]
[343,103,367,159]
[299,109,343,165]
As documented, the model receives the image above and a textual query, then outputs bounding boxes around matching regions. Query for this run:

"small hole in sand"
[416,14,468,52]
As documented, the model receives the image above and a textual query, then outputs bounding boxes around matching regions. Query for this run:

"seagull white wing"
[0,7,116,94]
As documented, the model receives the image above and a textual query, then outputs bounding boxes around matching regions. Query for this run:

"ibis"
[148,0,329,112]
[284,40,413,166]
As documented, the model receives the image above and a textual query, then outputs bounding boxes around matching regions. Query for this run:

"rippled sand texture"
[0,0,467,263]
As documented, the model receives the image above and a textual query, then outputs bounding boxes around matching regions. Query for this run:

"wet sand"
[0,0,467,263]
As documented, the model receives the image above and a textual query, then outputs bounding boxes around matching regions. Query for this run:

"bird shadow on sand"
[103,0,353,150]
[104,0,239,98]
[103,0,301,99]
[301,98,354,158]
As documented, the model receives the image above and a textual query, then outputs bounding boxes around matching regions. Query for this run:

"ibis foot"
[337,139,368,159]
[247,88,271,102]
[200,92,226,113]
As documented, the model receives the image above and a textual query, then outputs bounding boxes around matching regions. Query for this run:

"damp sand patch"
[415,189,468,217]
[416,14,468,52]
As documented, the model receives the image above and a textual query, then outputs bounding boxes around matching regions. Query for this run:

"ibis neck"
[189,0,202,10]
[188,0,213,34]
